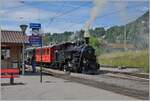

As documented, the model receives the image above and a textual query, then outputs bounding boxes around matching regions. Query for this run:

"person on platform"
[31,54,36,73]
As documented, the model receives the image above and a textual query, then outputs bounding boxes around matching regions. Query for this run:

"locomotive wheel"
[58,64,64,71]
[81,66,86,74]
[63,65,67,72]
[76,67,82,73]
[59,66,63,71]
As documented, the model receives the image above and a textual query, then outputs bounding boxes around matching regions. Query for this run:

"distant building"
[1,30,29,68]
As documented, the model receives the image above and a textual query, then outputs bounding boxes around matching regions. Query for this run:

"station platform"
[1,71,136,100]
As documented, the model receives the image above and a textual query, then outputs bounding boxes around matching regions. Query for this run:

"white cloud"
[42,27,63,33]
[139,6,149,12]
[1,7,57,22]
[42,21,83,33]
[1,25,21,31]
[1,0,24,9]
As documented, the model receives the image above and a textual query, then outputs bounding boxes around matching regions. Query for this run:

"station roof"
[1,30,29,44]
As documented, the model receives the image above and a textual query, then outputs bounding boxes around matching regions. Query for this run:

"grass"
[98,50,149,73]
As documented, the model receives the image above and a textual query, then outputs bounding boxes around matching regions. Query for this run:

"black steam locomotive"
[61,40,99,74]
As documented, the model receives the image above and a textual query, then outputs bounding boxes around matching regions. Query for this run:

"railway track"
[35,67,149,100]
[100,69,149,79]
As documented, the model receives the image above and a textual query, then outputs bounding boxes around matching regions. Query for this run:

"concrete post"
[22,43,25,75]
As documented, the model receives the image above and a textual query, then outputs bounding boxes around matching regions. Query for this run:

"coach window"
[37,50,38,55]
[42,49,45,55]
[39,49,40,55]
[47,49,49,54]
[37,49,39,55]
[39,49,41,55]
[49,49,51,55]
[44,49,46,55]
[38,49,41,55]
[36,50,38,55]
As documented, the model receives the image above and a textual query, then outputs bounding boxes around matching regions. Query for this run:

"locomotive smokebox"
[85,37,89,44]
[84,30,90,44]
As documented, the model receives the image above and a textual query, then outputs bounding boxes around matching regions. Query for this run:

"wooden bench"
[0,68,20,84]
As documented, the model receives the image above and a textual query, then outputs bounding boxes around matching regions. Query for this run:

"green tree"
[89,36,102,55]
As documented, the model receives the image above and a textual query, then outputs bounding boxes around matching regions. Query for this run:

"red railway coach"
[35,42,74,65]
[36,46,55,64]
[25,42,74,68]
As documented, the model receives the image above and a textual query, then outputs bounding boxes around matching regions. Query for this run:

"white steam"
[84,0,107,37]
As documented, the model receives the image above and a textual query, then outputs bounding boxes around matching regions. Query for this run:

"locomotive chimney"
[84,30,90,44]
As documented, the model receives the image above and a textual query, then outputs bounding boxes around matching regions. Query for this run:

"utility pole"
[124,24,127,51]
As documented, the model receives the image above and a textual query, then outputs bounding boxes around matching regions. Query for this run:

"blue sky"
[0,0,149,35]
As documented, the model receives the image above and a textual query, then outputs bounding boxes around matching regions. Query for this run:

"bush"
[89,36,102,55]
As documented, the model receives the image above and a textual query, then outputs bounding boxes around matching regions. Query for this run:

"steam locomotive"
[25,38,100,74]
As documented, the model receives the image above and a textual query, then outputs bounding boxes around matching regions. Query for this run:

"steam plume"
[84,0,107,37]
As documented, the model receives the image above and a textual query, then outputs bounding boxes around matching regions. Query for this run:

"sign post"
[29,23,42,83]
[40,34,43,83]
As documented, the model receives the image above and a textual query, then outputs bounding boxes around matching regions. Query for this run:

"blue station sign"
[29,35,42,47]
[29,23,41,29]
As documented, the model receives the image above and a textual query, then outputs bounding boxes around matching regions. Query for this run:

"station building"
[1,30,29,68]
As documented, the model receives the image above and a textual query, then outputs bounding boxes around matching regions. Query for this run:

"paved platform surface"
[1,72,136,100]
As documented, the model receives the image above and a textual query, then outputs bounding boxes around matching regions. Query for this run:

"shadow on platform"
[23,71,49,76]
[1,82,25,86]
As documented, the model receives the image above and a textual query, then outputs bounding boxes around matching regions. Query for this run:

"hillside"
[105,11,149,49]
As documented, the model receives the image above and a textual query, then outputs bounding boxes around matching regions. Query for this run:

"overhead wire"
[96,3,145,20]
[60,3,147,31]
[48,1,66,25]
[1,1,89,21]
[1,1,147,33]
[47,2,91,25]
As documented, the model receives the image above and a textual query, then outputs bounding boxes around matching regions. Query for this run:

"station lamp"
[20,24,28,35]
[20,24,28,75]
